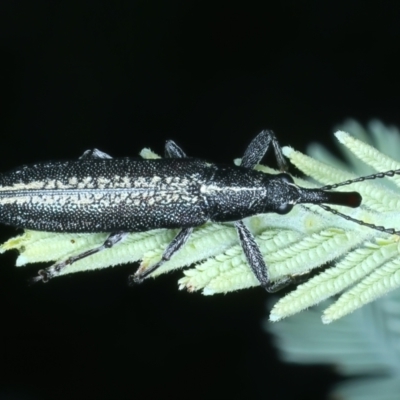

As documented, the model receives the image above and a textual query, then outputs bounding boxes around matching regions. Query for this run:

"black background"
[1,2,400,399]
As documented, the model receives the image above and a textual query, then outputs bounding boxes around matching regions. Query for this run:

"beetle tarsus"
[263,276,292,293]
[131,227,194,284]
[27,274,45,285]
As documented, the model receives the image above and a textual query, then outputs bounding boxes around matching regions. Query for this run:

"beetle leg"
[164,140,187,158]
[234,220,291,292]
[241,130,288,171]
[130,141,188,284]
[29,231,129,284]
[79,148,113,159]
[135,140,189,282]
[131,227,194,284]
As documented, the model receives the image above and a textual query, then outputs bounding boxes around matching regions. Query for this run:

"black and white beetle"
[0,130,398,291]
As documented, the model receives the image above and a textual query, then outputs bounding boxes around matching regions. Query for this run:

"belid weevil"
[1,130,398,291]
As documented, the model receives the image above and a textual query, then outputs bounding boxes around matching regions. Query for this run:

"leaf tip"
[281,146,294,158]
[334,130,350,143]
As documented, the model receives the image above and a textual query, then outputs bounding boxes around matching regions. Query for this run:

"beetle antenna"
[311,168,400,235]
[319,169,400,191]
[319,204,400,236]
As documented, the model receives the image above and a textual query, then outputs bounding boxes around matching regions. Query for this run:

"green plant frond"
[270,239,400,322]
[335,131,400,187]
[266,294,400,399]
[306,141,350,171]
[1,229,175,275]
[267,121,400,400]
[269,138,400,323]
[310,119,375,175]
[267,289,400,400]
[139,147,161,159]
[322,257,400,324]
[335,118,373,145]
[1,231,110,266]
[365,120,400,163]
[309,119,400,180]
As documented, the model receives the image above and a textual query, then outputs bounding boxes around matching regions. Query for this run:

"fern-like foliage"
[266,293,400,400]
[266,121,400,400]
[2,122,400,324]
[270,129,400,323]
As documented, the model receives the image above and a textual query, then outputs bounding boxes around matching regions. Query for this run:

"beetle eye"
[276,202,293,215]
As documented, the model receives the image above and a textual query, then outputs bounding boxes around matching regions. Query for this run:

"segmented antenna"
[319,204,400,236]
[319,169,400,191]
[319,168,400,236]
